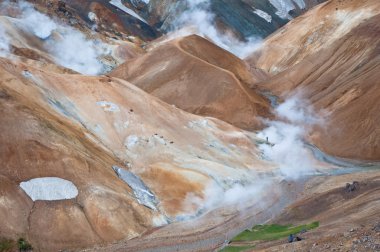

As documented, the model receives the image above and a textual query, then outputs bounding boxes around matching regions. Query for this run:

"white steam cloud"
[179,176,274,221]
[18,2,57,39]
[169,0,262,59]
[257,95,321,179]
[46,28,107,75]
[180,95,322,220]
[0,1,107,75]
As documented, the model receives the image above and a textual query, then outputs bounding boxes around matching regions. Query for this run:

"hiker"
[288,234,294,243]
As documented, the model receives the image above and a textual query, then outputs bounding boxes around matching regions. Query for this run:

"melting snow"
[269,0,295,20]
[20,177,78,201]
[96,101,120,112]
[109,0,148,24]
[113,166,158,210]
[253,9,272,22]
[131,0,150,5]
[292,0,306,9]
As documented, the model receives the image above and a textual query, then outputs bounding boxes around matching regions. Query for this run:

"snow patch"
[96,101,120,112]
[20,177,78,201]
[253,9,272,22]
[113,166,158,210]
[109,0,148,24]
[131,0,150,5]
[292,0,306,9]
[269,0,295,20]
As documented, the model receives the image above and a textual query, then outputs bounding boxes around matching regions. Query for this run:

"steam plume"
[257,95,321,179]
[180,95,322,219]
[179,175,274,221]
[0,1,107,75]
[170,0,262,59]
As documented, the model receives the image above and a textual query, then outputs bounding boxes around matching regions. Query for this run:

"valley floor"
[86,167,380,252]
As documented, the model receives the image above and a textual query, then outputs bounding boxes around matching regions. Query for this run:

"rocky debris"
[288,234,303,243]
[351,231,380,251]
[55,0,76,21]
[373,223,380,233]
[345,181,359,193]
[258,224,380,252]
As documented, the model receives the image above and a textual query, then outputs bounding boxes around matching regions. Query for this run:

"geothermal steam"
[257,95,321,179]
[170,0,262,58]
[0,1,106,75]
[179,175,273,221]
[181,95,321,219]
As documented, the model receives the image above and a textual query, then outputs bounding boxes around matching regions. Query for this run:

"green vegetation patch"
[0,238,15,252]
[17,238,32,251]
[220,245,255,252]
[232,221,319,242]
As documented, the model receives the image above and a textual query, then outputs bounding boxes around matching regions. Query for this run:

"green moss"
[232,221,319,242]
[219,245,255,252]
[0,238,15,252]
[17,238,32,251]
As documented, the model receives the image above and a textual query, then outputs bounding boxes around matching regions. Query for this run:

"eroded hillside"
[247,0,380,160]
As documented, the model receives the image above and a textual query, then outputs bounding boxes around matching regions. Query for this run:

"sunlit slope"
[0,54,274,251]
[111,35,271,130]
[247,0,380,160]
